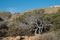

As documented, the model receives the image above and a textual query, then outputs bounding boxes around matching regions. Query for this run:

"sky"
[0,0,60,13]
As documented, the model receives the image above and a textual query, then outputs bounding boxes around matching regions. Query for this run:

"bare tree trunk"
[39,27,40,34]
[35,28,38,35]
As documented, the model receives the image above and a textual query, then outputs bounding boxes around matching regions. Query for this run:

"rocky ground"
[1,30,60,40]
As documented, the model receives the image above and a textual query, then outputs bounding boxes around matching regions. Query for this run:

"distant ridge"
[49,5,60,8]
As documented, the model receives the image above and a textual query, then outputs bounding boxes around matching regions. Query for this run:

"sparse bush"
[0,21,8,37]
[7,9,50,36]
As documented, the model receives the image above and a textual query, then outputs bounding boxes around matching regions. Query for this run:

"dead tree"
[29,17,50,35]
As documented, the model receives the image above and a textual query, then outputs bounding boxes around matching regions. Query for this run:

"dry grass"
[45,7,60,14]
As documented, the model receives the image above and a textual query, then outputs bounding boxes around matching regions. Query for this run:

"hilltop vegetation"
[0,7,60,40]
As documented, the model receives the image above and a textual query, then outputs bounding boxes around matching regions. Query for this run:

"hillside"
[0,6,60,40]
[23,6,60,14]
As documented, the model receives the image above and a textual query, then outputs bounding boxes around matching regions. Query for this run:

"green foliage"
[44,9,60,31]
[49,25,56,31]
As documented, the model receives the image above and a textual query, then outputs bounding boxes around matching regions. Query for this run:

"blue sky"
[0,0,60,12]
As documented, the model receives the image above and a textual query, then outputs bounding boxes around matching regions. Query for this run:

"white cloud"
[6,7,17,13]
